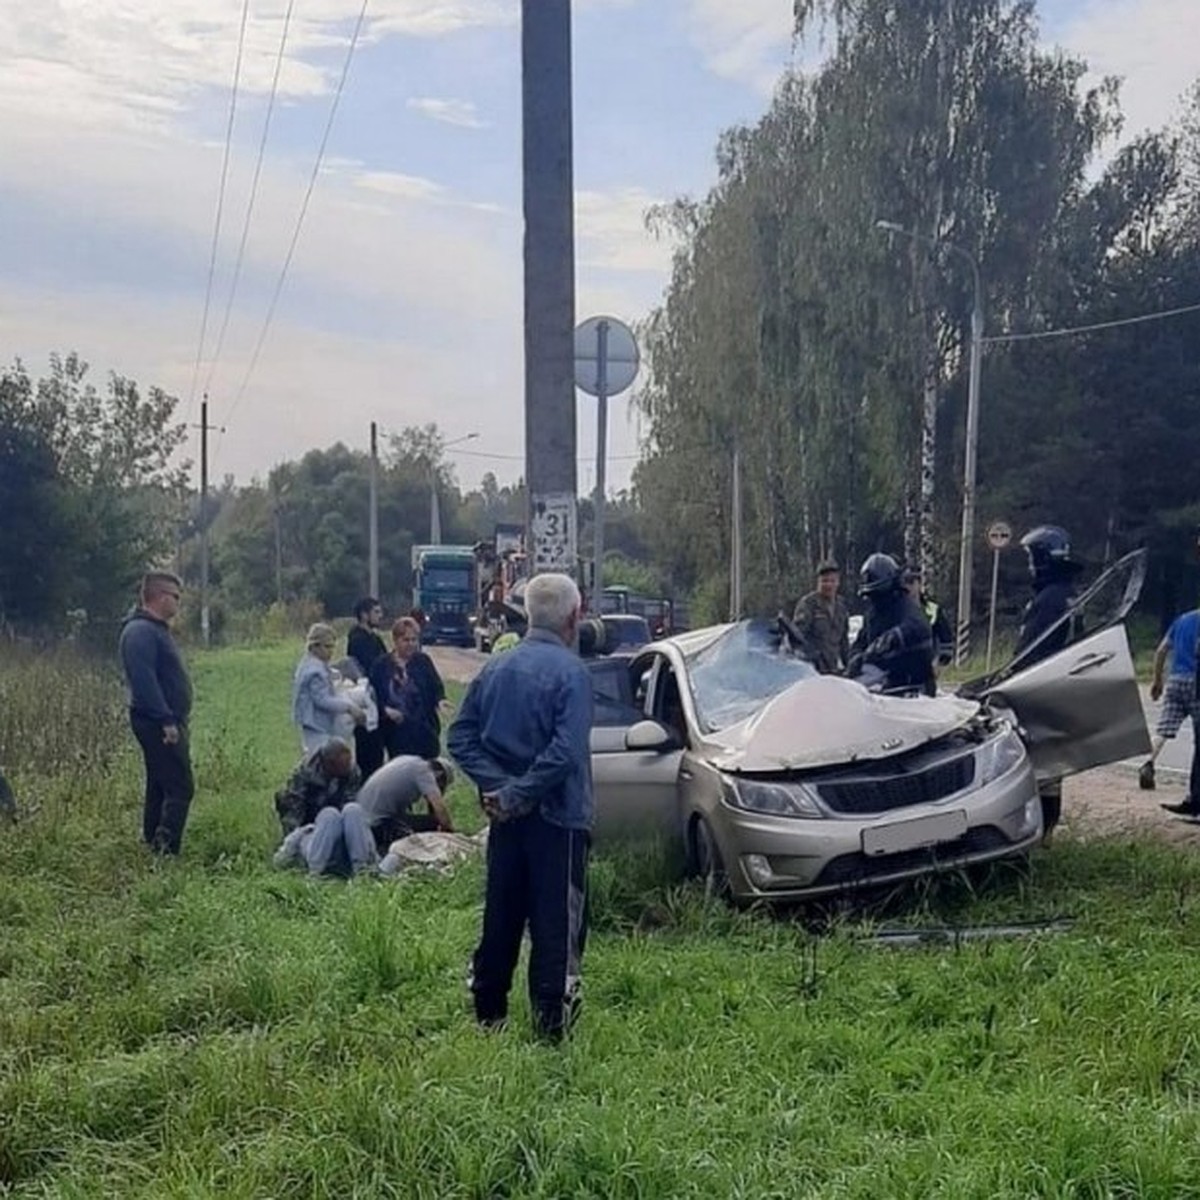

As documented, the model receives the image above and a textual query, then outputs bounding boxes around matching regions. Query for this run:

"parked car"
[587,552,1150,903]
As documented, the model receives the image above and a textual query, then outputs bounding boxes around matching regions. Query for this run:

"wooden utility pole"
[369,421,379,597]
[522,0,578,577]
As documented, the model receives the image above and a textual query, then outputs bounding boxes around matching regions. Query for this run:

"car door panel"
[590,725,683,844]
[588,653,683,845]
[985,624,1150,780]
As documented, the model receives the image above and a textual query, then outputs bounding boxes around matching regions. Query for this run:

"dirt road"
[429,645,1197,845]
[427,645,489,686]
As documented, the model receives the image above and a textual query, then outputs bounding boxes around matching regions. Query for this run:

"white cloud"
[684,0,795,94]
[1057,0,1200,139]
[576,187,676,274]
[0,1,517,131]
[355,169,450,201]
[407,96,489,128]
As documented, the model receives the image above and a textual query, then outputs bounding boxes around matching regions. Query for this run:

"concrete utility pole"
[522,0,578,577]
[368,421,379,597]
[193,398,223,648]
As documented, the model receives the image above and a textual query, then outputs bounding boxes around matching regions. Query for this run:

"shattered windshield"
[686,619,818,733]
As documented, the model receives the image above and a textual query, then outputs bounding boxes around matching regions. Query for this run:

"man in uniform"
[792,562,851,675]
[1013,525,1084,836]
[847,553,934,693]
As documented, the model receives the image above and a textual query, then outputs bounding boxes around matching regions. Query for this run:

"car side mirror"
[625,720,675,753]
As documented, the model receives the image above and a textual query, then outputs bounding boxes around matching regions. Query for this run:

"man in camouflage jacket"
[792,562,851,675]
[274,738,361,834]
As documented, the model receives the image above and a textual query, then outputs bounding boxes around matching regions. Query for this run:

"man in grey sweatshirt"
[118,571,194,855]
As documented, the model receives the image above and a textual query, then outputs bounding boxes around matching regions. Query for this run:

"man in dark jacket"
[847,553,934,693]
[1013,525,1084,836]
[449,572,593,1043]
[347,597,388,777]
[118,571,194,855]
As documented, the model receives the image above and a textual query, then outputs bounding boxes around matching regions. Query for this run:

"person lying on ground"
[274,738,362,835]
[273,802,378,877]
[355,754,455,853]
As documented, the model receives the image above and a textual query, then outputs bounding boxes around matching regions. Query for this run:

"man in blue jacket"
[448,572,593,1043]
[118,572,194,855]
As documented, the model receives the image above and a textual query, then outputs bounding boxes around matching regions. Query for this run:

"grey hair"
[525,573,581,634]
[319,737,352,763]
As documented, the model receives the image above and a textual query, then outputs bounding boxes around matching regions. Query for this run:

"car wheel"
[690,816,729,899]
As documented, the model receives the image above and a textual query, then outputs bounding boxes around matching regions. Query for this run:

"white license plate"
[861,810,969,856]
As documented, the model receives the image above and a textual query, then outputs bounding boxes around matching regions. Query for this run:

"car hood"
[700,675,980,773]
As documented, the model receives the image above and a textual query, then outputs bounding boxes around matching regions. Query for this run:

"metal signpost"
[985,520,1012,671]
[574,315,639,596]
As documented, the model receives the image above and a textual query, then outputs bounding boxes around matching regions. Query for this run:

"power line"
[203,0,297,400]
[446,446,643,463]
[219,0,372,439]
[984,299,1200,346]
[187,0,251,426]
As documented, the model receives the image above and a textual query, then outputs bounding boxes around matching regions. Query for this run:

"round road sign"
[987,520,1013,550]
[574,316,639,397]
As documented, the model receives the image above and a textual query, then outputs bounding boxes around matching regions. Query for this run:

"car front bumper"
[710,757,1042,902]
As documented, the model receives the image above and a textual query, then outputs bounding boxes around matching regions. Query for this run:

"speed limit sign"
[986,521,1012,550]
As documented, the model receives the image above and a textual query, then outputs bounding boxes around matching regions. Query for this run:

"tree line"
[0,368,652,636]
[6,0,1200,641]
[633,0,1200,630]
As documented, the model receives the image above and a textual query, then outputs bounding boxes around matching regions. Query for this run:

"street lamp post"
[431,431,479,543]
[876,220,984,667]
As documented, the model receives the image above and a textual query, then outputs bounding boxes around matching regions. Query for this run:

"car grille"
[817,755,975,815]
[813,826,1013,888]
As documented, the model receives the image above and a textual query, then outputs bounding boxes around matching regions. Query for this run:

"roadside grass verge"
[3,642,1200,1196]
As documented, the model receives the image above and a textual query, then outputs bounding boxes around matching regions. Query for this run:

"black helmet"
[859,552,902,597]
[1020,525,1079,584]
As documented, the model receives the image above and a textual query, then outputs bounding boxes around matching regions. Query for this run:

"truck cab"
[411,545,476,646]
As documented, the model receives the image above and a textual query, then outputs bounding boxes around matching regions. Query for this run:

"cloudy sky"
[0,0,1196,494]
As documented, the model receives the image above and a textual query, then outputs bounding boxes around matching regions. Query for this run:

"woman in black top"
[369,616,449,761]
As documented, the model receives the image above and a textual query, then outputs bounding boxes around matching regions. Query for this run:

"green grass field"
[4,642,1200,1197]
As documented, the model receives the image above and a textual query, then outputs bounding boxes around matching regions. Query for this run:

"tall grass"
[3,640,1200,1196]
[0,640,130,819]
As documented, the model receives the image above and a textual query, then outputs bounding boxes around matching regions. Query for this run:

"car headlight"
[722,775,824,819]
[976,728,1025,786]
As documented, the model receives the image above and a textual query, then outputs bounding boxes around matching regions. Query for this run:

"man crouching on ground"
[448,572,593,1043]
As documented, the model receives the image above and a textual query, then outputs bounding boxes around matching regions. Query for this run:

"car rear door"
[978,552,1151,780]
[588,655,684,845]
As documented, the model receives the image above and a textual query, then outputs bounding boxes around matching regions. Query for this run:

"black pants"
[1189,730,1200,813]
[131,716,195,855]
[471,811,589,1041]
[371,810,441,855]
[354,726,385,780]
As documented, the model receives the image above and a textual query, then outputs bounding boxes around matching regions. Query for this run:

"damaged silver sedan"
[587,554,1150,902]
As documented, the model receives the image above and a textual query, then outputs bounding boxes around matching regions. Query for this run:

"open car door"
[963,550,1151,780]
[587,655,684,846]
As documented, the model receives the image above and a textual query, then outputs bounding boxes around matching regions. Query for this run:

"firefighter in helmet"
[847,553,935,693]
[1014,524,1084,837]
[1014,525,1082,664]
